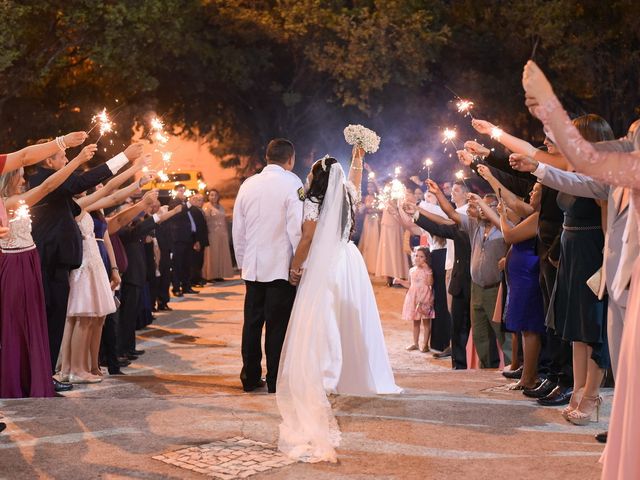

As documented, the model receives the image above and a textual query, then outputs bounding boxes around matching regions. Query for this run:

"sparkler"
[394,166,402,178]
[456,100,475,119]
[8,200,31,223]
[490,126,504,141]
[455,169,469,189]
[157,171,169,182]
[198,180,207,191]
[424,158,433,180]
[368,171,375,180]
[442,128,459,150]
[89,108,114,143]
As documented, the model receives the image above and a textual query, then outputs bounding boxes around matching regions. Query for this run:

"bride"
[276,146,402,463]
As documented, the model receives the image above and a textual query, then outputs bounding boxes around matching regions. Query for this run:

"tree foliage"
[1,0,639,179]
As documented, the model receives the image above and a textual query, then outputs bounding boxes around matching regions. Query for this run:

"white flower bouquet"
[343,124,381,153]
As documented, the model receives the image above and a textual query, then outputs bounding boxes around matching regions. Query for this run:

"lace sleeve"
[534,96,640,189]
[346,181,362,204]
[303,199,320,222]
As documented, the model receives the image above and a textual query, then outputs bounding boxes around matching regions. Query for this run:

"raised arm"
[77,152,149,208]
[523,60,640,189]
[3,132,87,173]
[106,190,158,235]
[4,145,97,212]
[499,204,539,245]
[477,164,534,218]
[85,173,154,212]
[471,118,568,170]
[426,179,461,224]
[348,146,365,193]
[468,193,501,229]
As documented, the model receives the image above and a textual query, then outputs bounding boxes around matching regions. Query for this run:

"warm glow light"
[490,126,504,141]
[442,128,457,143]
[368,171,375,180]
[456,100,474,114]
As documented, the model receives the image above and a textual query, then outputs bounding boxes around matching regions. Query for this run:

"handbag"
[586,267,603,297]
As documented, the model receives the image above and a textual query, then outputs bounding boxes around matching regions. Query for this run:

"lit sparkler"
[90,108,114,143]
[157,170,169,182]
[368,171,375,180]
[394,166,402,178]
[442,128,459,150]
[424,157,434,180]
[455,169,469,188]
[490,126,504,141]
[8,200,31,223]
[456,100,475,118]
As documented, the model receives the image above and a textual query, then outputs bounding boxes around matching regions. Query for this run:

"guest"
[394,247,435,352]
[202,189,234,281]
[357,182,380,274]
[154,207,174,310]
[28,142,143,391]
[168,184,198,296]
[375,186,409,284]
[189,193,209,287]
[0,144,97,397]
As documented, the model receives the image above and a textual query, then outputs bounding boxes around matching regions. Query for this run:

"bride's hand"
[289,268,303,286]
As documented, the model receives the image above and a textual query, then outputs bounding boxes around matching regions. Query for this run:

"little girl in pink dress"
[395,247,435,352]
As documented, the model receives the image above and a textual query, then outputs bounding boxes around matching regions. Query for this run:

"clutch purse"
[586,267,602,297]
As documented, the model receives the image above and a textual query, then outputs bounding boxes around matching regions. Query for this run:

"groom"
[232,138,304,393]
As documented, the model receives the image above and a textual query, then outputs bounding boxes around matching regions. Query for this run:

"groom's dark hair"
[266,138,295,165]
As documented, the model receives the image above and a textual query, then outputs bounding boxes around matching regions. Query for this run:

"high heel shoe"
[68,373,102,384]
[568,395,602,425]
[561,388,583,421]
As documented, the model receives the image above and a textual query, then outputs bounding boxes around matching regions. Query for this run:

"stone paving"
[153,437,295,479]
[0,277,608,480]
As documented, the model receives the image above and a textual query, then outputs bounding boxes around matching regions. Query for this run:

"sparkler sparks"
[8,200,31,223]
[394,166,402,177]
[442,128,459,150]
[368,171,376,180]
[424,157,434,180]
[490,126,504,141]
[456,100,475,118]
[90,108,114,143]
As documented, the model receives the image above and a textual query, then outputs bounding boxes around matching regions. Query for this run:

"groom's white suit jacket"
[232,164,304,282]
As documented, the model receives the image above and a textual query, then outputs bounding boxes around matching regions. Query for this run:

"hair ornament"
[320,154,330,171]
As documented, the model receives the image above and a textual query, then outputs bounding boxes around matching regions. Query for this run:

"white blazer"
[232,164,304,282]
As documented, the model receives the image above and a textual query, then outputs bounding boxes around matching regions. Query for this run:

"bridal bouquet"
[343,124,381,153]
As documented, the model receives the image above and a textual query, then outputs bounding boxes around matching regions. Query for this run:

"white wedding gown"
[276,163,402,463]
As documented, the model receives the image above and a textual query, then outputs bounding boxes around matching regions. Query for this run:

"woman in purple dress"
[0,145,96,397]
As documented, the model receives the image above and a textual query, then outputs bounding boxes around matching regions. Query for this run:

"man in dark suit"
[189,193,209,287]
[154,212,174,310]
[28,142,143,389]
[404,180,472,370]
[168,184,199,295]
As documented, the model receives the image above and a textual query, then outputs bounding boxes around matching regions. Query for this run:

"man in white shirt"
[232,138,304,393]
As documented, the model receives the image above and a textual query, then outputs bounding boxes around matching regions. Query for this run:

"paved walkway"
[0,278,607,479]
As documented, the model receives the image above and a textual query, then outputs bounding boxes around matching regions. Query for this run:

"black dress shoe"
[117,357,131,367]
[129,349,145,355]
[53,378,73,392]
[523,379,557,398]
[502,365,523,379]
[0,422,6,433]
[537,385,573,406]
[183,288,199,294]
[158,303,173,311]
[172,290,183,297]
[433,346,452,359]
[125,354,139,361]
[243,379,266,392]
[595,431,608,443]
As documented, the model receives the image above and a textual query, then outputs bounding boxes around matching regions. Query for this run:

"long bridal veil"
[276,163,348,463]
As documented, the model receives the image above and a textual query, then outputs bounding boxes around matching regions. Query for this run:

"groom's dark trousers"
[241,280,296,393]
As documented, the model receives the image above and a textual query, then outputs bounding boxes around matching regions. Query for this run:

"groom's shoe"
[243,379,266,392]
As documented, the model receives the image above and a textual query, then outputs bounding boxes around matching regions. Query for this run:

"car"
[142,170,207,200]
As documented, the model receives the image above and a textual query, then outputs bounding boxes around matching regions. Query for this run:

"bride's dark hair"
[307,157,356,238]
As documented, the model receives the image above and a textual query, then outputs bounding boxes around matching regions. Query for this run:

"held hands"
[75,144,98,164]
[289,268,303,286]
[509,153,538,173]
[471,119,496,136]
[63,131,89,148]
[522,60,554,104]
[464,140,491,158]
[124,143,144,162]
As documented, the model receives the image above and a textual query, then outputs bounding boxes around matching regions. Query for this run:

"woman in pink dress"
[394,247,435,352]
[523,60,640,480]
[357,182,380,274]
[0,145,96,397]
[202,189,234,281]
[375,186,409,284]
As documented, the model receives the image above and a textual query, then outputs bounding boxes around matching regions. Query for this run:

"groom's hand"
[289,268,303,286]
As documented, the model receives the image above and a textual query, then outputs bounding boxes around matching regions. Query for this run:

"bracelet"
[55,136,68,151]
[351,166,363,171]
[111,267,119,272]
